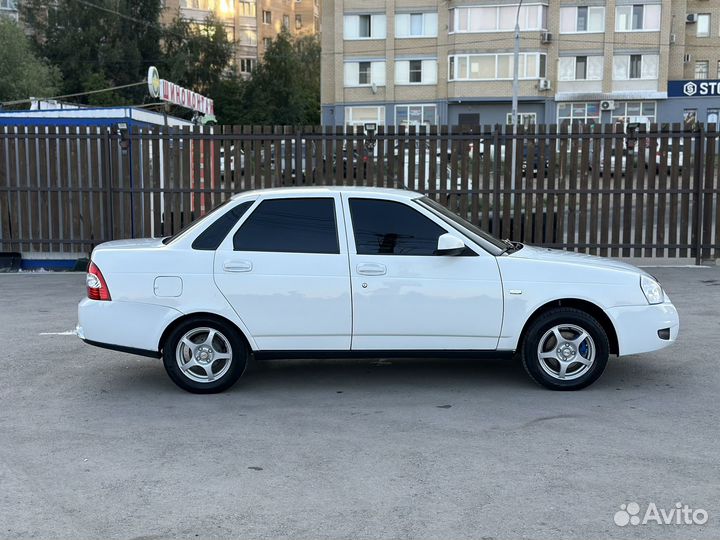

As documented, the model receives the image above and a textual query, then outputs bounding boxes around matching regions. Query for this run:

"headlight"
[640,275,663,305]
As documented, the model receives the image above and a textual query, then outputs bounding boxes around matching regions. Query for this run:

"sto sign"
[147,66,214,116]
[668,79,720,98]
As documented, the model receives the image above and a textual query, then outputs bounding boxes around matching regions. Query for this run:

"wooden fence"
[1,123,719,262]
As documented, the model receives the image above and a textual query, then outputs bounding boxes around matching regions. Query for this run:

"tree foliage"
[161,16,234,96]
[0,17,60,103]
[221,30,320,125]
[21,0,162,105]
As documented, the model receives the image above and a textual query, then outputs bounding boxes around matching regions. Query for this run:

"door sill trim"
[254,349,514,360]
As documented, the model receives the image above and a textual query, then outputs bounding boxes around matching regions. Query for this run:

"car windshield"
[162,198,235,245]
[417,196,507,254]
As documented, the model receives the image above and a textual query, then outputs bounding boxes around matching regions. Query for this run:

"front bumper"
[606,301,679,356]
[77,298,182,356]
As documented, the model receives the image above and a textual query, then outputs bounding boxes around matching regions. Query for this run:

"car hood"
[93,238,167,251]
[506,244,649,276]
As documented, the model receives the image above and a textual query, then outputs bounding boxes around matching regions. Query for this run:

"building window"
[505,112,537,128]
[295,14,302,29]
[612,54,659,80]
[262,10,271,24]
[395,59,437,85]
[449,4,546,33]
[557,102,601,125]
[395,12,438,38]
[559,6,604,33]
[314,16,319,32]
[697,14,710,37]
[559,56,603,81]
[239,29,258,46]
[283,14,290,29]
[344,60,386,87]
[612,101,657,123]
[449,53,546,81]
[395,104,437,126]
[238,1,255,17]
[343,14,386,39]
[707,109,719,124]
[263,37,272,49]
[345,106,386,126]
[239,58,255,74]
[616,4,661,32]
[695,60,709,79]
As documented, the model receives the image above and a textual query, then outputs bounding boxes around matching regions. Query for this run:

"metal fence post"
[692,124,704,264]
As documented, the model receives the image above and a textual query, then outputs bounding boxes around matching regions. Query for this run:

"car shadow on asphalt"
[104,353,678,396]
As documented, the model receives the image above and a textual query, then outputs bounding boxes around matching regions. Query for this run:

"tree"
[161,16,234,97]
[235,30,320,125]
[0,17,60,103]
[21,0,162,105]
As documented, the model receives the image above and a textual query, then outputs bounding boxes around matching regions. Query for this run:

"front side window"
[262,10,271,23]
[349,198,447,256]
[233,198,339,254]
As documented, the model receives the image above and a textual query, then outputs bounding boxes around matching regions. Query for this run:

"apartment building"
[0,0,19,21]
[321,0,720,127]
[162,0,320,77]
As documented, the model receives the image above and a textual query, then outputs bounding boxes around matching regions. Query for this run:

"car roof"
[231,186,423,200]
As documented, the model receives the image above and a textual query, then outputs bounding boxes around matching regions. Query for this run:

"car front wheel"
[163,318,248,394]
[520,308,609,390]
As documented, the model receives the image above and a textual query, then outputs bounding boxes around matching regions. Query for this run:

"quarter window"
[193,201,254,251]
[233,198,339,254]
[349,198,446,256]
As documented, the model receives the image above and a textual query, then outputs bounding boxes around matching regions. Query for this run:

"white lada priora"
[77,187,679,393]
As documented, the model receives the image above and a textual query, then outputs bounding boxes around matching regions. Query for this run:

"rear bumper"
[606,301,679,356]
[77,298,182,355]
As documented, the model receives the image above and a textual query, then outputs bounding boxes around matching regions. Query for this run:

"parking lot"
[1,266,719,539]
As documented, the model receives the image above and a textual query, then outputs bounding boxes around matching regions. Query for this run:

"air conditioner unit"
[538,78,552,91]
[600,100,615,111]
[540,31,552,44]
[670,33,677,44]
[684,53,692,63]
[686,13,698,23]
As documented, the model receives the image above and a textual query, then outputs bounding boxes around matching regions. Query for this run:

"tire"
[162,318,248,394]
[520,308,609,391]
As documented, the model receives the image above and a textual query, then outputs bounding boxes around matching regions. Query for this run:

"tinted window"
[349,198,446,255]
[192,201,253,250]
[233,198,339,254]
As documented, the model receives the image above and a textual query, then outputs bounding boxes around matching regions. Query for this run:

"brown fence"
[1,123,719,262]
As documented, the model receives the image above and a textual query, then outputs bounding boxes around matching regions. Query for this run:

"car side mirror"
[436,233,465,256]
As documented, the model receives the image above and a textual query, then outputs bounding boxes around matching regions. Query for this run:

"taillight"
[86,262,111,301]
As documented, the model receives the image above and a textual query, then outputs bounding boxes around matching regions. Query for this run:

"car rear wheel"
[520,308,609,390]
[163,318,248,393]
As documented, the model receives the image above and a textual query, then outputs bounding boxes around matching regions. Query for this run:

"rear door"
[214,194,352,350]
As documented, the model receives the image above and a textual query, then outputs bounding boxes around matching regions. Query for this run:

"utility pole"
[510,0,523,191]
[511,0,523,126]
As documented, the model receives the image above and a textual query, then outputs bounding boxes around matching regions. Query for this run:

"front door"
[342,194,503,350]
[214,195,352,350]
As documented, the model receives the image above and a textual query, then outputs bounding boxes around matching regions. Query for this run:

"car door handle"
[223,260,253,273]
[357,263,387,276]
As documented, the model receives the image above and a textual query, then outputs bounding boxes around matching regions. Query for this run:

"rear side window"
[233,198,339,254]
[192,201,254,250]
[349,198,446,255]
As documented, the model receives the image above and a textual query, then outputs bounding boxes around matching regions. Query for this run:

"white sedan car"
[77,187,678,393]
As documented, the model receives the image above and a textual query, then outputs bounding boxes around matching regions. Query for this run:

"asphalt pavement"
[0,266,718,540]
